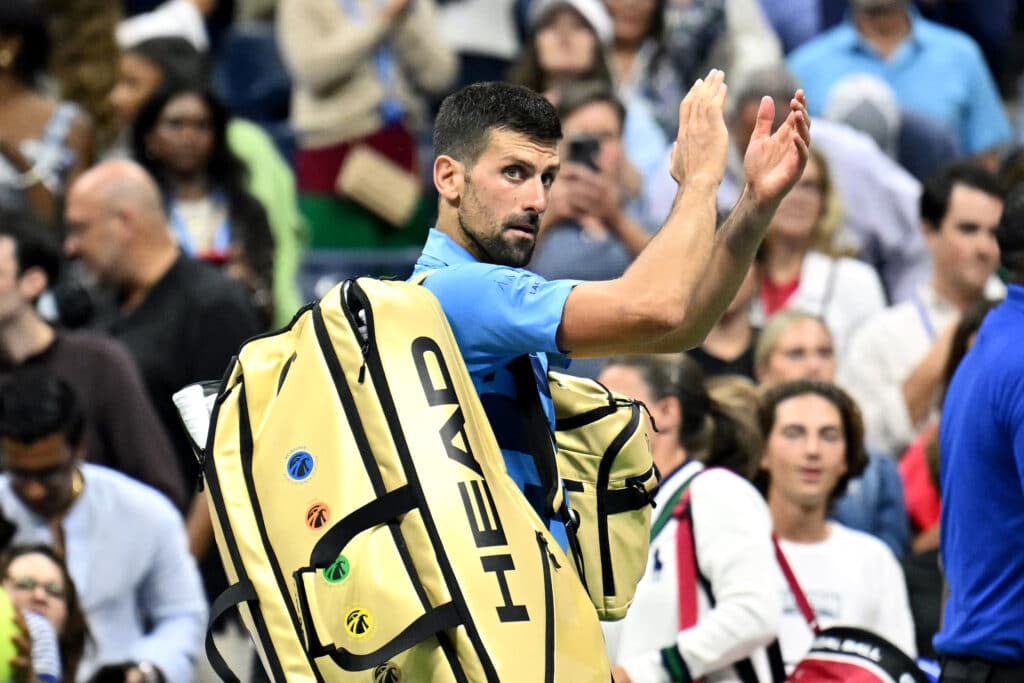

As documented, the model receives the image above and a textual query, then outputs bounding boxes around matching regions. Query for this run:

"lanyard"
[340,0,405,125]
[912,295,937,342]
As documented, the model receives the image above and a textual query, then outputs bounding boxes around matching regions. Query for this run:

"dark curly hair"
[0,0,50,86]
[755,380,869,505]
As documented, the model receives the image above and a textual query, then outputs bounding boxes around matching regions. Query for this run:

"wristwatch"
[136,661,162,683]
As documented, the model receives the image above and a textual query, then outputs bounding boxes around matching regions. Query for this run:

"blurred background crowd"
[0,0,1020,680]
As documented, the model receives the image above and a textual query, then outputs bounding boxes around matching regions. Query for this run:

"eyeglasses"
[5,575,66,600]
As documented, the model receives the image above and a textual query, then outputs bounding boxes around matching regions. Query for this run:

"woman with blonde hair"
[751,147,886,357]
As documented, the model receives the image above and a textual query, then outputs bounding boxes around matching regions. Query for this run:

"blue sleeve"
[423,264,580,374]
[962,40,1012,154]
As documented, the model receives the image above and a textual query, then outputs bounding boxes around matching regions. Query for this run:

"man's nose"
[523,176,548,213]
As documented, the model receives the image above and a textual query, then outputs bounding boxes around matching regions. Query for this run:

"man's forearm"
[642,186,774,352]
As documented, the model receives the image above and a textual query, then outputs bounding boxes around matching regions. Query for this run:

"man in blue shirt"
[412,74,811,544]
[787,0,1011,164]
[936,184,1024,682]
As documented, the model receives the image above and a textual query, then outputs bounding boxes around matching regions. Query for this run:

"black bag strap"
[325,602,463,671]
[207,580,259,683]
[509,355,561,520]
[309,485,417,567]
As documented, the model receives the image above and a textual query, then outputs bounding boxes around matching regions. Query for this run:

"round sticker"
[345,607,373,638]
[373,662,402,683]
[286,450,315,481]
[305,503,330,530]
[323,555,351,584]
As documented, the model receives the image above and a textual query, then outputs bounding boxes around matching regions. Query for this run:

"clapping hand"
[742,90,811,212]
[670,69,730,187]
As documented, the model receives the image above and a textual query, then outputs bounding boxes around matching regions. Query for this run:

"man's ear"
[434,155,465,204]
[17,266,48,302]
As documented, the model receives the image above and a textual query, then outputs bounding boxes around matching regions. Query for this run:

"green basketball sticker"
[323,555,351,584]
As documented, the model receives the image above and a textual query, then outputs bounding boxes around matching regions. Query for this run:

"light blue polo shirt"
[787,11,1011,155]
[411,229,581,546]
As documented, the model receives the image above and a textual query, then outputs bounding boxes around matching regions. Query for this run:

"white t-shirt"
[777,522,917,670]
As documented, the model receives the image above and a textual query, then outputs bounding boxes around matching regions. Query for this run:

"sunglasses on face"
[6,575,66,600]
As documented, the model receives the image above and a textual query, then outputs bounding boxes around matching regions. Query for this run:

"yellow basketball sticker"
[345,607,373,638]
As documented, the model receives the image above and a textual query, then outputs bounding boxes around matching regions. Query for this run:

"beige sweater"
[278,0,457,148]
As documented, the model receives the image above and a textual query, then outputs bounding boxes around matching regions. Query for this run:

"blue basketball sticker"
[287,450,315,481]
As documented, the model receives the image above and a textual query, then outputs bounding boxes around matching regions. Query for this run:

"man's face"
[0,237,30,325]
[457,129,560,267]
[927,183,1002,300]
[63,188,126,288]
[3,433,78,518]
[849,0,906,14]
[560,100,624,177]
[761,394,848,512]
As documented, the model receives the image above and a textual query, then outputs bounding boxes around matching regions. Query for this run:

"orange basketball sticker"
[306,502,330,530]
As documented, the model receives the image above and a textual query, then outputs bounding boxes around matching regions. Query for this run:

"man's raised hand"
[671,69,730,188]
[742,90,811,211]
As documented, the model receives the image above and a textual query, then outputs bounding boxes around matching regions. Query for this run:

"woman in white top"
[755,380,916,670]
[751,148,886,357]
[599,355,782,683]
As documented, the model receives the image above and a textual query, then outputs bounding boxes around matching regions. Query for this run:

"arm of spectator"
[391,0,458,94]
[130,503,207,683]
[555,164,652,258]
[186,493,213,559]
[836,324,918,455]
[901,321,957,428]
[96,337,188,511]
[617,472,782,682]
[116,0,209,51]
[568,93,810,356]
[277,0,409,94]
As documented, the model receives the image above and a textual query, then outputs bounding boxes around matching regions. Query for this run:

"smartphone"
[566,135,601,172]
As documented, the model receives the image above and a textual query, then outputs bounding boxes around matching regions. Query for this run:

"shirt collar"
[841,6,923,55]
[417,228,479,269]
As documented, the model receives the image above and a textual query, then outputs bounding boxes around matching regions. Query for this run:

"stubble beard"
[457,186,538,268]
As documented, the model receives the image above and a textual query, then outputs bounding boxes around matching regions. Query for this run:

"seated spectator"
[131,84,277,326]
[107,36,305,326]
[755,310,909,558]
[823,73,960,184]
[0,0,94,227]
[839,163,1005,456]
[750,147,886,356]
[688,265,759,381]
[0,373,206,683]
[605,0,781,140]
[787,0,1011,167]
[276,0,457,250]
[600,355,781,683]
[0,545,89,682]
[509,0,667,200]
[757,380,917,669]
[0,207,185,509]
[647,65,929,303]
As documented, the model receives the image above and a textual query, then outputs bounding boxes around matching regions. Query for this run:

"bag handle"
[309,485,417,567]
[772,534,820,634]
[207,581,260,683]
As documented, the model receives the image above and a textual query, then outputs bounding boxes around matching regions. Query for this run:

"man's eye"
[505,167,524,180]
[541,174,554,187]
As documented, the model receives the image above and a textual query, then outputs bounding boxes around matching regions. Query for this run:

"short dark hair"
[556,80,625,130]
[920,161,1003,231]
[755,380,868,504]
[433,82,562,167]
[0,0,49,85]
[124,36,210,91]
[0,206,61,285]
[0,371,84,448]
[998,183,1024,278]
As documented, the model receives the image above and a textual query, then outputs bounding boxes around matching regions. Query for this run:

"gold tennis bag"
[201,277,611,682]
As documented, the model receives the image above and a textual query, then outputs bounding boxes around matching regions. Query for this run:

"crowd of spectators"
[0,0,1020,680]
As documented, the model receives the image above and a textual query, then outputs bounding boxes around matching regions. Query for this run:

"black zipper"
[536,532,557,683]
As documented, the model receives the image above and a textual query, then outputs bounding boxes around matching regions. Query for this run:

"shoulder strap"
[772,534,819,633]
[650,468,702,541]
[671,485,763,683]
[509,355,561,520]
